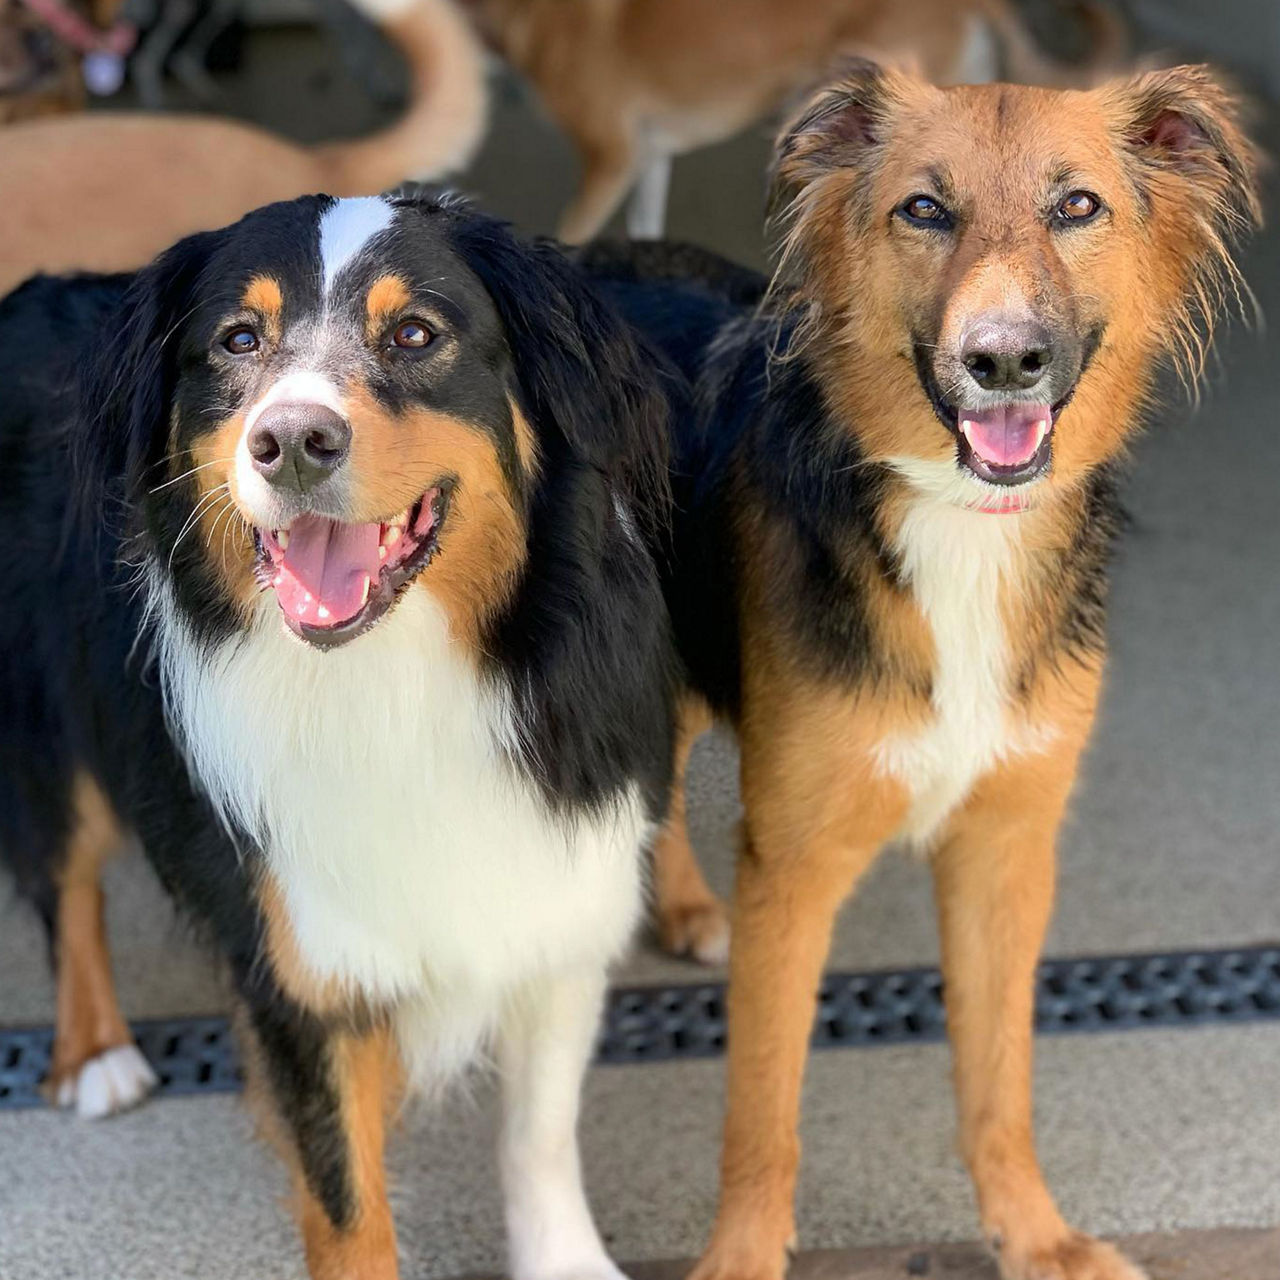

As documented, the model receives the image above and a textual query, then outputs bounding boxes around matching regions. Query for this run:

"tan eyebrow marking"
[241,275,283,320]
[365,274,412,336]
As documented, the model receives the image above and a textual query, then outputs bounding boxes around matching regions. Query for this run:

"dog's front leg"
[499,967,623,1280]
[239,1001,402,1280]
[932,681,1145,1280]
[692,687,908,1280]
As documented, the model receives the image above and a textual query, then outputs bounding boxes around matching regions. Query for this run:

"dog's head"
[81,190,667,649]
[772,60,1259,513]
[0,0,82,122]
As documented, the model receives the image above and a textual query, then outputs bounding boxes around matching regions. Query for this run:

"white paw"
[689,916,730,966]
[55,1045,159,1119]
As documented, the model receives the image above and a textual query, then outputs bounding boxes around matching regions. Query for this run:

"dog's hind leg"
[626,151,672,240]
[932,674,1145,1280]
[557,129,639,245]
[499,968,622,1280]
[651,696,729,965]
[47,772,158,1119]
[239,1003,402,1280]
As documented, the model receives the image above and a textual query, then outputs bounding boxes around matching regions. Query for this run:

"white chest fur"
[874,497,1051,846]
[154,586,646,1012]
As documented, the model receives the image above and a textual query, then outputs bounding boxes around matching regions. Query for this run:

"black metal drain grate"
[2,946,1278,1109]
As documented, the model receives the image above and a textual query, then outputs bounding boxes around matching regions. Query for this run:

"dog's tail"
[314,0,488,195]
[974,0,1130,88]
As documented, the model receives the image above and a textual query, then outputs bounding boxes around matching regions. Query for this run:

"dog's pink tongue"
[273,515,381,629]
[960,404,1050,467]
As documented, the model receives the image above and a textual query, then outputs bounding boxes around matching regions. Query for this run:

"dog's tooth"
[384,525,403,548]
[277,529,289,550]
[379,546,388,561]
[358,574,371,607]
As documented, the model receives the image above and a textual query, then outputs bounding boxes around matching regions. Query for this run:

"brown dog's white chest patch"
[874,496,1057,844]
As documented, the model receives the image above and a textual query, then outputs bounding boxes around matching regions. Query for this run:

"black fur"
[0,194,678,1236]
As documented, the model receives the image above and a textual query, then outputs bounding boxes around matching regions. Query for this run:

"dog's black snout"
[248,402,351,492]
[961,317,1053,391]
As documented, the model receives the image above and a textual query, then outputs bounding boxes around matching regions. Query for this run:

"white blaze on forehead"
[319,196,397,295]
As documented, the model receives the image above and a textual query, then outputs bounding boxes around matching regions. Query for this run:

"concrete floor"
[2,14,1280,1280]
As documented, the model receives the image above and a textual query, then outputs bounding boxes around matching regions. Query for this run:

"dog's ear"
[449,213,670,522]
[1107,66,1261,379]
[771,58,917,213]
[1111,65,1261,252]
[75,230,216,532]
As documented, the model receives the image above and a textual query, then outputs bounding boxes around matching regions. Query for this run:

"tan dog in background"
[462,0,1127,243]
[0,0,486,295]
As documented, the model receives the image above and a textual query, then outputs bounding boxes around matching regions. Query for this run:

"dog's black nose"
[248,403,351,492]
[961,318,1053,391]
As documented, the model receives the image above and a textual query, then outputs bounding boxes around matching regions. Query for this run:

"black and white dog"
[0,189,675,1280]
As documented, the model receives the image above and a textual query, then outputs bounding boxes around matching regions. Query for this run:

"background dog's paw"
[53,1044,159,1120]
[1001,1232,1148,1280]
[659,899,731,966]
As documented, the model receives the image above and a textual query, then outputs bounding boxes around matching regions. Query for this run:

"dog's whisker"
[150,458,234,494]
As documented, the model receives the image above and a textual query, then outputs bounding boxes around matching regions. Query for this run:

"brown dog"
[0,0,486,296]
[462,0,1127,243]
[620,60,1259,1280]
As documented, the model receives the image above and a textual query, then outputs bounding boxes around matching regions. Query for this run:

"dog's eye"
[223,327,259,355]
[899,195,952,228]
[1056,191,1102,222]
[391,320,433,350]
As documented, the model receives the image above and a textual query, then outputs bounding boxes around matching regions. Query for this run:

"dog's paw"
[516,1257,628,1280]
[659,898,731,966]
[53,1044,158,1120]
[998,1232,1147,1280]
[687,1237,788,1280]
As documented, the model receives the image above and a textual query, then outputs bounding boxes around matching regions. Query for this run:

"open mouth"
[913,352,1070,507]
[253,487,445,648]
[955,403,1054,486]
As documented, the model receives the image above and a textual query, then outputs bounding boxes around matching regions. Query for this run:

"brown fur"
[0,0,487,296]
[649,696,730,963]
[188,412,259,614]
[240,1016,404,1280]
[243,274,286,327]
[676,65,1258,1280]
[364,274,413,340]
[45,773,136,1096]
[341,389,528,650]
[257,875,351,1020]
[461,0,1127,243]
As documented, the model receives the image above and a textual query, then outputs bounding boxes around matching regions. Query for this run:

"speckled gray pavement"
[2,13,1280,1280]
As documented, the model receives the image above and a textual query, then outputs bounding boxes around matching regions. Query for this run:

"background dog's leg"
[48,772,158,1119]
[625,152,672,241]
[557,131,638,244]
[651,695,729,965]
[499,968,622,1280]
[240,1007,402,1280]
[692,704,907,1280]
[932,696,1145,1280]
